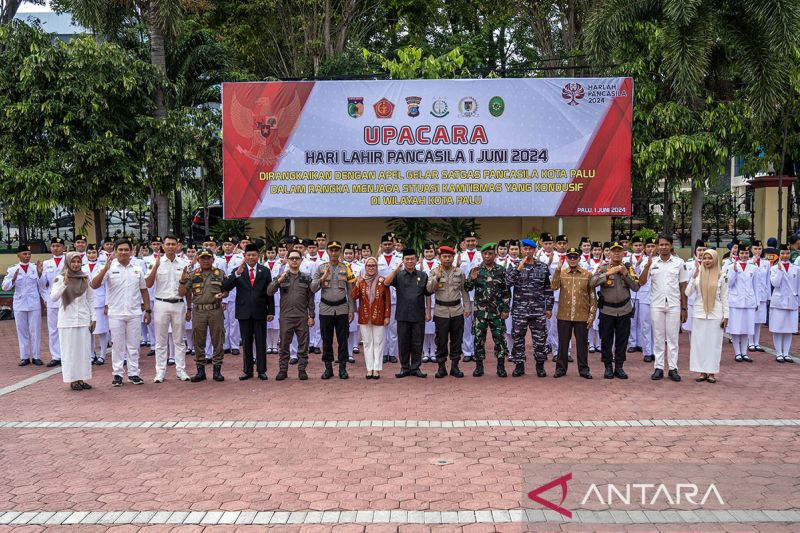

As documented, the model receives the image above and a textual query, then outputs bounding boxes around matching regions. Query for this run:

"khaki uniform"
[189,267,226,365]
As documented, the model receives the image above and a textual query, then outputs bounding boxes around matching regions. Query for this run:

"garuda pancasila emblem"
[229,92,302,163]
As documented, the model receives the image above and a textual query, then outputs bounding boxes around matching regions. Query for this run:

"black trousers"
[599,312,631,365]
[397,320,424,371]
[434,315,464,363]
[239,318,267,375]
[320,314,349,364]
[556,319,589,373]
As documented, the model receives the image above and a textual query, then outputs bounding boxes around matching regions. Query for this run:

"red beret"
[439,246,456,255]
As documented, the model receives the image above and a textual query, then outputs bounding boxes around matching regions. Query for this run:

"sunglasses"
[288,256,301,260]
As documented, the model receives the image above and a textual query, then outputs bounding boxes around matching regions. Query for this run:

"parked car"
[191,205,223,242]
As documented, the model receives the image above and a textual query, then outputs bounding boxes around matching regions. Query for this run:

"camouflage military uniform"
[188,267,226,365]
[464,263,511,361]
[506,260,553,363]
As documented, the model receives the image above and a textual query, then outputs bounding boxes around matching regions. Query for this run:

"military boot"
[435,362,448,379]
[535,361,547,377]
[190,365,206,382]
[212,364,224,382]
[321,362,334,380]
[339,362,349,379]
[449,360,464,378]
[473,360,484,377]
[512,362,525,377]
[496,359,507,377]
[604,362,614,379]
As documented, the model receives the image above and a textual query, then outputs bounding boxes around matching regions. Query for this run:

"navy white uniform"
[3,262,42,362]
[38,256,66,361]
[769,261,800,360]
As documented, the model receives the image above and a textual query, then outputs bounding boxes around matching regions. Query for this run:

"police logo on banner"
[405,96,421,117]
[430,98,449,118]
[373,97,395,118]
[347,97,364,118]
[459,96,478,117]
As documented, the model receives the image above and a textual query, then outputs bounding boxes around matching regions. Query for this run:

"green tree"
[586,0,800,244]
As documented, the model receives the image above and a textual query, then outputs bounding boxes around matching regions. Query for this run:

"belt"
[602,298,630,309]
[435,299,460,307]
[155,297,182,304]
[321,297,347,307]
[193,303,220,311]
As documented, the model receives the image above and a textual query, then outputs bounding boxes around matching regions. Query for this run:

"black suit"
[223,264,275,375]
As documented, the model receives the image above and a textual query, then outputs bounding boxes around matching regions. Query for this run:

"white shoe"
[153,375,165,384]
[177,373,190,381]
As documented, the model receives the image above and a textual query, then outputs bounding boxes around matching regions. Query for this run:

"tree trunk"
[662,184,674,236]
[690,182,704,247]
[149,21,170,237]
[173,187,183,239]
[92,208,104,244]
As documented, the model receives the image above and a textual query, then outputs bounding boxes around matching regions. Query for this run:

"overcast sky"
[17,1,54,13]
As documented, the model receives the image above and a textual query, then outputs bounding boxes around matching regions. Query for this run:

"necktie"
[249,267,255,286]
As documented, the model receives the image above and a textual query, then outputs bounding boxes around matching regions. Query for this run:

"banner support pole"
[558,217,564,235]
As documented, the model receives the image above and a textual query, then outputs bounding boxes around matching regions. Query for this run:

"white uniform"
[377,252,403,358]
[103,260,148,379]
[48,274,95,383]
[418,258,440,360]
[150,255,190,381]
[585,257,604,351]
[682,258,698,332]
[749,257,771,348]
[648,255,689,371]
[687,275,728,374]
[141,255,158,347]
[627,254,647,350]
[301,255,326,350]
[83,262,110,361]
[538,250,566,355]
[726,261,758,357]
[264,259,283,352]
[769,262,800,360]
[38,256,66,361]
[458,249,482,359]
[219,253,243,351]
[346,259,363,355]
[2,263,43,362]
[183,260,197,352]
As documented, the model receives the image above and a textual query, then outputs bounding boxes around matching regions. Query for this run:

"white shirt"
[102,260,147,317]
[38,256,66,309]
[377,252,403,304]
[151,255,190,300]
[49,275,95,327]
[770,262,800,310]
[2,263,42,312]
[83,262,107,307]
[648,255,689,309]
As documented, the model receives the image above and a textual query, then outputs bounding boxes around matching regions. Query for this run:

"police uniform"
[464,244,511,376]
[425,245,469,377]
[185,254,226,381]
[38,237,67,364]
[507,239,553,376]
[3,244,43,365]
[458,232,482,362]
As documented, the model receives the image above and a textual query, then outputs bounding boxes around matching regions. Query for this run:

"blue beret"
[520,239,537,249]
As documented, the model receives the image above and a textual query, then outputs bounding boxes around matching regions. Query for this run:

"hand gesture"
[519,255,528,266]
[693,265,701,279]
[278,270,289,283]
[435,265,442,279]
[321,265,331,281]
[307,317,315,327]
[153,251,161,267]
[12,266,19,283]
[236,261,245,276]
[214,292,225,300]
[180,266,190,283]
[36,260,43,277]
[470,267,478,281]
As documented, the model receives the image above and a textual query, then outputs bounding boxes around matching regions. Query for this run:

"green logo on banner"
[489,96,505,117]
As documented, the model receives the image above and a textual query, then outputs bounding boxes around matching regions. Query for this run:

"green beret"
[480,242,497,252]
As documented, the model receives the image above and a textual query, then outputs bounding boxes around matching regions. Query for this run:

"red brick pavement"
[0,320,798,532]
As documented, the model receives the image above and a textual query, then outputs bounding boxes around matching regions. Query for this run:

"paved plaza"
[0,320,798,532]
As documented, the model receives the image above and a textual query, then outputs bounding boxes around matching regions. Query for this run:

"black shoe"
[668,369,681,382]
[389,356,398,363]
[410,369,427,378]
[614,366,628,379]
[239,372,253,380]
[588,347,596,353]
[205,358,212,365]
[18,359,30,366]
[496,359,507,377]
[191,365,207,382]
[651,368,664,380]
[553,368,566,378]
[298,369,308,380]
[551,354,557,362]
[275,370,287,381]
[339,363,349,379]
[450,361,464,378]
[512,362,525,377]
[314,347,321,354]
[224,349,232,354]
[289,357,298,365]
[147,349,155,357]
[435,363,448,379]
[395,370,411,378]
[258,373,268,380]
[645,355,654,363]
[80,382,92,389]
[212,364,224,382]
[348,356,355,364]
[112,375,123,387]
[627,346,637,353]
[321,362,334,380]
[129,375,144,385]
[463,355,473,363]
[535,362,546,378]
[46,359,61,367]
[604,364,614,379]
[473,361,484,377]
[32,358,43,366]
[579,370,593,380]
[567,355,574,363]
[636,346,643,352]
[383,355,389,363]
[231,349,240,355]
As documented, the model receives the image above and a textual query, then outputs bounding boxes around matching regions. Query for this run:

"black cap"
[422,241,436,251]
[222,235,237,244]
[556,234,568,243]
[540,232,553,243]
[591,241,602,248]
[603,241,611,249]
[402,247,417,257]
[780,244,790,251]
[203,235,216,244]
[507,239,519,247]
[316,232,327,239]
[151,236,163,243]
[630,235,643,244]
[240,235,252,242]
[739,244,750,252]
[86,244,97,251]
[74,234,87,241]
[380,233,393,243]
[579,236,590,244]
[644,237,656,245]
[617,233,629,241]
[566,247,581,257]
[497,239,507,248]
[394,236,404,244]
[17,244,30,253]
[51,237,64,244]
[301,238,314,247]
[752,240,762,247]
[265,244,277,252]
[361,244,371,251]
[463,230,478,239]
[694,239,707,250]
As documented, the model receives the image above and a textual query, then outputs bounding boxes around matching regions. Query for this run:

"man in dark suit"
[222,243,275,380]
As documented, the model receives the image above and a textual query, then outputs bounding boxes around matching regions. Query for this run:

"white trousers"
[651,306,681,371]
[15,309,41,360]
[154,300,187,379]
[110,315,141,378]
[223,304,240,349]
[546,302,560,352]
[360,324,385,371]
[633,302,653,355]
[384,304,397,356]
[462,313,474,357]
[46,306,60,360]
